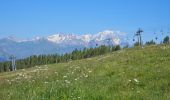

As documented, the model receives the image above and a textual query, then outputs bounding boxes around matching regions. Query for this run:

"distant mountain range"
[0,30,128,61]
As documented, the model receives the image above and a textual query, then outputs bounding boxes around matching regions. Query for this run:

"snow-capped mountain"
[0,30,128,60]
[46,30,127,46]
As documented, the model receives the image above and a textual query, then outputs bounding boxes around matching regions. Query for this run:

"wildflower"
[18,73,22,76]
[63,75,67,78]
[84,75,88,78]
[137,91,140,93]
[75,66,80,69]
[134,78,139,83]
[54,72,58,75]
[6,80,11,84]
[88,70,92,73]
[45,82,49,84]
[75,78,78,81]
[65,80,70,84]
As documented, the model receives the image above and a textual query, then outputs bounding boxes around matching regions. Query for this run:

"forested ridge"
[0,35,169,73]
[0,45,121,72]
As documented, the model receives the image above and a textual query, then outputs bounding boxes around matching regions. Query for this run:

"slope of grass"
[0,45,170,100]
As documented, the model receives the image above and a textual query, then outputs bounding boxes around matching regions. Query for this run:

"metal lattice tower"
[9,55,16,71]
[135,28,143,46]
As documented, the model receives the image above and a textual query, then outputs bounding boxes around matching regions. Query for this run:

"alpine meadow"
[0,44,170,99]
[0,0,170,100]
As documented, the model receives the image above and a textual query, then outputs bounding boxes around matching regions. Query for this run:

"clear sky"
[0,0,170,42]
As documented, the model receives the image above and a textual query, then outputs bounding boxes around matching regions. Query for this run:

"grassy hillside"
[0,45,170,100]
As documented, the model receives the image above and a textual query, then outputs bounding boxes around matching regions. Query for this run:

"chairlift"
[155,37,158,40]
[132,33,136,42]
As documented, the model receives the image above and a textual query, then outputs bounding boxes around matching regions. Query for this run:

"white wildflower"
[84,75,88,78]
[54,72,58,75]
[137,91,140,93]
[45,82,49,84]
[134,78,139,83]
[65,80,71,84]
[75,78,78,81]
[18,73,22,76]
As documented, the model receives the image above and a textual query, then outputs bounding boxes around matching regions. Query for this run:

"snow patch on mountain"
[46,30,126,46]
[0,30,128,60]
[81,34,93,42]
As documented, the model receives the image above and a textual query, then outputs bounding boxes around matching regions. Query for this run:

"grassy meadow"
[0,45,170,100]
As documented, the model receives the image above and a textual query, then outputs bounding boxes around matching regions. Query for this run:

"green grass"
[0,45,170,100]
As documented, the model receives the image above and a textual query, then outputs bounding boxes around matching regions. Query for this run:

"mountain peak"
[46,30,126,44]
[0,30,128,59]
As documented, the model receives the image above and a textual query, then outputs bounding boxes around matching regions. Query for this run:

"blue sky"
[0,0,170,42]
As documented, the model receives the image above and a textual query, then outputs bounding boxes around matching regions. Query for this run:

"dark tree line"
[145,40,156,45]
[0,45,121,73]
[1,36,169,73]
[163,36,170,44]
[134,36,170,46]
